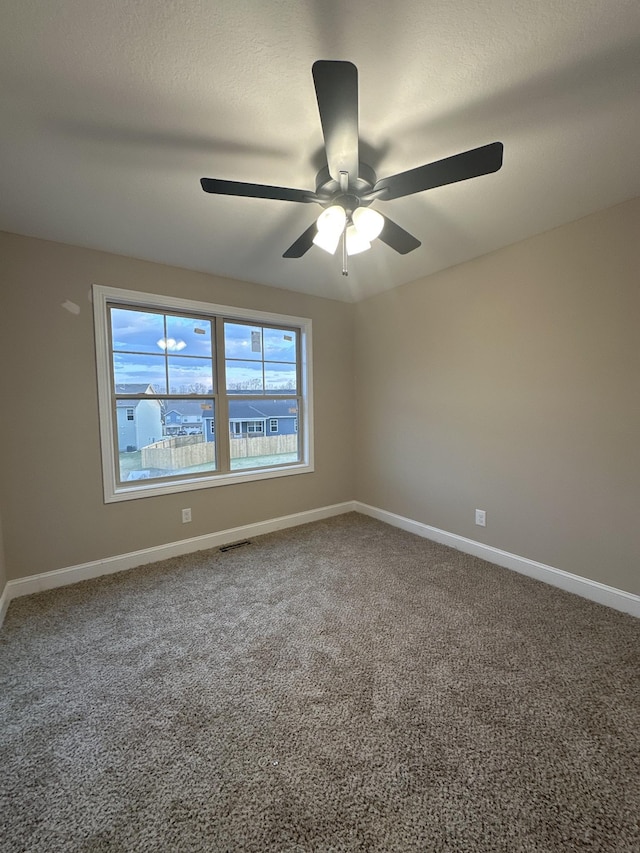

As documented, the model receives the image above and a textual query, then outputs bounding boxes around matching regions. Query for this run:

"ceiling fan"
[201,61,503,273]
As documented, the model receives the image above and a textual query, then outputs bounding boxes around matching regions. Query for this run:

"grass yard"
[119,450,298,480]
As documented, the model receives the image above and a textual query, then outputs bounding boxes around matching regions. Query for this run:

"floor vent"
[219,540,252,553]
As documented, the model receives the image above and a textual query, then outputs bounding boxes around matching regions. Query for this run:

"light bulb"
[345,225,371,256]
[352,207,384,241]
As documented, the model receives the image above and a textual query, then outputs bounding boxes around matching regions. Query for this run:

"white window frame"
[93,285,314,503]
[269,418,278,433]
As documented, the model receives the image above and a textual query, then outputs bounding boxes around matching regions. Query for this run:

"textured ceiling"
[1,0,639,302]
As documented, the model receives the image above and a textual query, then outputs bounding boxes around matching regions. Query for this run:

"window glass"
[225,359,264,393]
[224,323,263,361]
[167,356,214,394]
[264,361,297,393]
[263,328,296,362]
[227,398,300,471]
[224,322,298,394]
[113,353,167,393]
[116,399,216,483]
[111,308,165,354]
[165,315,212,357]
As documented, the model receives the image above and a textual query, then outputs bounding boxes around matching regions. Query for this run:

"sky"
[110,308,297,393]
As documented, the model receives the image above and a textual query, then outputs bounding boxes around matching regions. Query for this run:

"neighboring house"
[224,399,298,440]
[115,384,163,452]
[164,400,213,436]
[166,399,297,442]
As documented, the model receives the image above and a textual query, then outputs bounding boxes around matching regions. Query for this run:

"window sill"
[105,461,315,503]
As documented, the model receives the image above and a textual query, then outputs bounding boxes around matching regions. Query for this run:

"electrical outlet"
[181,508,192,523]
[475,509,486,527]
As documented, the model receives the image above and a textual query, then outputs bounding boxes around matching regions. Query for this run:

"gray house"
[227,400,298,440]
[165,399,297,442]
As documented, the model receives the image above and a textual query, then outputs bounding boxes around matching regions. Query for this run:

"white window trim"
[93,284,314,503]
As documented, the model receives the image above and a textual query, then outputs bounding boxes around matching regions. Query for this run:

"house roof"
[229,400,297,420]
[115,384,159,407]
[165,400,213,418]
[164,399,295,419]
[1,1,638,302]
[115,383,155,395]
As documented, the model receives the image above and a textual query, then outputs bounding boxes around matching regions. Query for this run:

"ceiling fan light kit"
[201,60,504,275]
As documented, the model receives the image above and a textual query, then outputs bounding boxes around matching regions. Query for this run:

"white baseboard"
[0,501,357,624]
[0,583,9,627]
[2,499,637,630]
[355,502,640,618]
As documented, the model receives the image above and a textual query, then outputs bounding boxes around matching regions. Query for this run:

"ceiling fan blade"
[283,222,318,258]
[373,142,504,201]
[200,177,315,204]
[312,60,359,185]
[378,215,421,254]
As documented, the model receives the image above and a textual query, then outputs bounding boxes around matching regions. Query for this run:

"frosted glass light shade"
[352,207,384,241]
[313,228,342,254]
[313,204,347,254]
[345,225,371,255]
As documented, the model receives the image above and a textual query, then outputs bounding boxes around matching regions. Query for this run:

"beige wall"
[0,509,6,599]
[2,199,638,597]
[0,232,355,581]
[354,198,640,596]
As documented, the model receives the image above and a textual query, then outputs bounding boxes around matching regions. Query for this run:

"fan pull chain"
[342,230,348,276]
[340,171,349,275]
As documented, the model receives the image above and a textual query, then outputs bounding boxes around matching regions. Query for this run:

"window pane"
[224,322,263,361]
[111,308,165,354]
[167,356,214,394]
[263,328,296,363]
[228,398,299,471]
[165,315,212,357]
[225,359,263,393]
[113,352,167,393]
[264,362,297,393]
[117,399,216,482]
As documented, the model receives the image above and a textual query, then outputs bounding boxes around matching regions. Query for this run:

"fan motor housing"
[314,163,377,209]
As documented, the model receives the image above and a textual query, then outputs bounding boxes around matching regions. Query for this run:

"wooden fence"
[229,434,297,459]
[141,433,297,469]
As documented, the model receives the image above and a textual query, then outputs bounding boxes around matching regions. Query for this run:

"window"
[94,285,313,502]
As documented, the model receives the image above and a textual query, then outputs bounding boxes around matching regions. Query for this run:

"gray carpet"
[1,512,638,852]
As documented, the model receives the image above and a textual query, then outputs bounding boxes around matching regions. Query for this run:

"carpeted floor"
[1,512,638,852]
